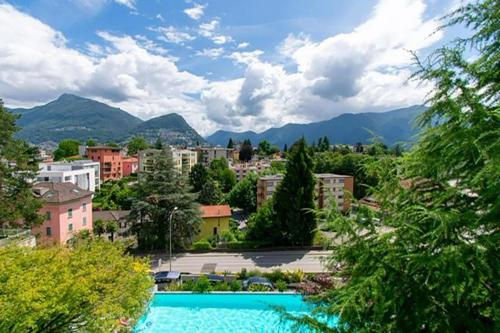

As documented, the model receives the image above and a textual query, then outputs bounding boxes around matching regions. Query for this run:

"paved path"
[150,250,331,274]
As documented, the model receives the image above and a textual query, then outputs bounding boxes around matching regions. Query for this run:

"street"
[150,250,331,274]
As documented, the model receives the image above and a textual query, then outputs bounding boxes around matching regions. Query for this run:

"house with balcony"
[86,146,123,181]
[37,160,100,192]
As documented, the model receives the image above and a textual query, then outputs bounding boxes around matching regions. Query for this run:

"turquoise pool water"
[134,293,337,333]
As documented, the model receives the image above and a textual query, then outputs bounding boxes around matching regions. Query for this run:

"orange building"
[86,146,123,181]
[122,157,138,177]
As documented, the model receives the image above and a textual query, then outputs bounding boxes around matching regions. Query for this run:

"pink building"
[32,182,93,245]
[122,157,138,177]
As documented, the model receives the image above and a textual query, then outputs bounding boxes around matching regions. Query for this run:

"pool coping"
[154,291,301,295]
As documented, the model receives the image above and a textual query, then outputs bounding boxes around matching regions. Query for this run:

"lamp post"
[169,207,178,271]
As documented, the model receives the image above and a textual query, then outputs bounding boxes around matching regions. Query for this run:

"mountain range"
[206,105,426,148]
[9,94,205,146]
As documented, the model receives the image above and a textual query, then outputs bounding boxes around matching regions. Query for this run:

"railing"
[0,229,32,247]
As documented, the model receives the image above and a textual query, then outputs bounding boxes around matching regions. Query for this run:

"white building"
[138,148,197,175]
[37,160,100,192]
[230,161,271,181]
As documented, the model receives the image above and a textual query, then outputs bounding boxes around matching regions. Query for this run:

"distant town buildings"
[195,147,236,166]
[86,146,123,181]
[31,182,93,245]
[122,157,138,177]
[256,173,354,211]
[37,160,100,192]
[230,161,271,181]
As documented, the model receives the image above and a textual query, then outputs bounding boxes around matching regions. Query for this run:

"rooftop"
[32,182,93,203]
[200,205,232,218]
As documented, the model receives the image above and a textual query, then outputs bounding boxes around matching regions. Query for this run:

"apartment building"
[122,157,138,177]
[256,173,354,211]
[195,147,236,166]
[230,161,271,181]
[31,182,93,245]
[37,160,100,192]
[86,146,123,181]
[138,148,197,175]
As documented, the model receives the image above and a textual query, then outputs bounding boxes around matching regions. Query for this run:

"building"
[93,210,131,239]
[122,157,138,177]
[195,147,235,166]
[197,205,232,241]
[171,149,198,175]
[31,182,93,245]
[230,161,271,181]
[86,146,123,181]
[37,160,100,192]
[316,173,354,211]
[138,148,197,175]
[256,173,354,211]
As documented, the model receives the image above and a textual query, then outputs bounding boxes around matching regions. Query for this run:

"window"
[64,176,71,181]
[46,227,52,236]
[82,217,87,226]
[68,208,73,218]
[82,203,87,212]
[68,223,73,231]
[46,211,51,220]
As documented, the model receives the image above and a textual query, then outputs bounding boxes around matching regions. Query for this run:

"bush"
[181,280,195,291]
[213,282,231,292]
[192,276,212,293]
[237,268,248,280]
[263,269,286,283]
[165,283,183,291]
[248,284,271,292]
[192,240,212,251]
[247,269,262,277]
[229,280,242,292]
[276,280,288,292]
[220,230,236,242]
[285,269,305,283]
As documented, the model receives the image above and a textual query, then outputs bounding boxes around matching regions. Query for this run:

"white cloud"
[114,0,136,10]
[211,34,232,45]
[237,42,250,49]
[184,3,205,20]
[156,14,164,22]
[227,50,264,65]
[151,26,195,44]
[198,19,219,37]
[196,48,224,59]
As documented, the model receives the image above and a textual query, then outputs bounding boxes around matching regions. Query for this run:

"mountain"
[10,94,204,146]
[127,113,205,146]
[206,105,426,147]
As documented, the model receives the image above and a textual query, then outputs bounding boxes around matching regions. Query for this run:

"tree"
[283,144,288,153]
[226,172,258,213]
[129,148,201,250]
[0,239,152,332]
[189,163,209,192]
[318,136,330,152]
[239,139,253,162]
[198,179,222,205]
[209,158,236,192]
[105,220,119,242]
[354,142,364,153]
[93,219,106,237]
[227,138,234,149]
[53,139,80,160]
[154,137,163,150]
[290,2,500,331]
[86,139,97,147]
[127,136,149,156]
[273,138,316,246]
[0,102,42,228]
[246,198,280,244]
[106,141,120,148]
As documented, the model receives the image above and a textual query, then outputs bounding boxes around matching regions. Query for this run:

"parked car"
[154,271,181,284]
[243,276,273,290]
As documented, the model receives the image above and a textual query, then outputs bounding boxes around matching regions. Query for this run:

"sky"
[0,0,466,136]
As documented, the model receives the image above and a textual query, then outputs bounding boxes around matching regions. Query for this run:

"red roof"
[200,205,232,218]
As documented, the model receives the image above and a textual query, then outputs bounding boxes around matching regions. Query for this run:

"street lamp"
[169,207,178,271]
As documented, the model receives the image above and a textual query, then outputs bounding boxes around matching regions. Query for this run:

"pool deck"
[150,250,330,273]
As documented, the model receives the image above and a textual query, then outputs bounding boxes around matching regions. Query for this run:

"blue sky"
[0,0,465,135]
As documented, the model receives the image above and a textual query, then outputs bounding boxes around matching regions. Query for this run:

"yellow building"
[196,205,232,241]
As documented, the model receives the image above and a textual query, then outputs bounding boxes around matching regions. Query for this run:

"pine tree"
[129,148,201,250]
[0,102,42,227]
[154,137,163,150]
[273,138,316,246]
[239,139,253,162]
[227,138,234,149]
[283,144,288,153]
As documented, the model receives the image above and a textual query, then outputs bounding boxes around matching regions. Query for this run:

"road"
[150,250,331,274]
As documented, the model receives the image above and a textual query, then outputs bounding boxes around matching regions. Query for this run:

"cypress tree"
[227,138,234,149]
[273,137,316,246]
[129,148,201,250]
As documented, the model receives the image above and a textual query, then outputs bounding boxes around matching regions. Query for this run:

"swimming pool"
[134,293,337,333]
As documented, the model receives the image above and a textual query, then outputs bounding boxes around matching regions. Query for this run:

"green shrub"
[192,240,212,251]
[220,230,236,242]
[285,269,305,283]
[181,280,195,291]
[213,282,231,291]
[276,280,287,292]
[247,269,262,277]
[206,235,218,248]
[165,283,183,291]
[237,268,248,280]
[229,280,242,292]
[263,269,286,283]
[248,284,271,292]
[193,276,212,293]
